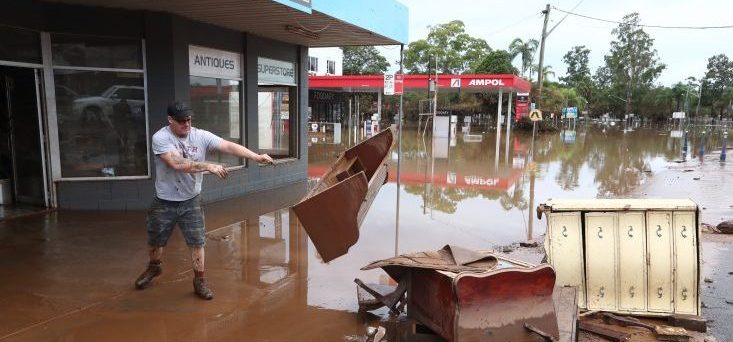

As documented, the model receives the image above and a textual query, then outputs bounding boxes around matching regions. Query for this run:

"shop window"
[54,70,147,178]
[189,76,242,166]
[308,56,318,73]
[0,26,41,64]
[258,87,296,158]
[51,33,148,179]
[327,60,335,75]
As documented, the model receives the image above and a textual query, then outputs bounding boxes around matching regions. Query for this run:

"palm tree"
[508,38,539,78]
[530,64,555,82]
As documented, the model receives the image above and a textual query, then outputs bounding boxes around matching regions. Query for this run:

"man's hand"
[207,163,228,179]
[256,154,274,165]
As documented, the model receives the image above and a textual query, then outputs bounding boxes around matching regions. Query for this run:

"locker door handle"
[682,288,688,300]
[629,286,635,298]
[627,226,634,238]
[599,286,605,298]
[657,287,663,298]
[562,226,568,237]
[597,227,603,239]
[681,226,688,238]
[656,225,663,237]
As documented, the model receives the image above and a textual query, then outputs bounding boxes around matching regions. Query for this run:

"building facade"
[0,0,407,210]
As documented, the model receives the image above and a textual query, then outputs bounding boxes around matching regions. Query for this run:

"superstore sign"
[258,57,297,86]
[189,45,241,79]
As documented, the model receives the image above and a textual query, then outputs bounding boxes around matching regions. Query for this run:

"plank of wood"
[553,286,579,342]
[578,321,631,342]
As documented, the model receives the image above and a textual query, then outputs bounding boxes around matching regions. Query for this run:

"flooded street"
[1,122,731,340]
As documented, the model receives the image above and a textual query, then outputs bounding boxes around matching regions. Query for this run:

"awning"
[309,74,532,93]
[45,0,408,46]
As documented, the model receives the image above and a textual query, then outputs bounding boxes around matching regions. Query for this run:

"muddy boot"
[193,277,214,300]
[134,261,162,289]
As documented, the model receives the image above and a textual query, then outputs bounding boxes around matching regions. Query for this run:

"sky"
[378,0,733,86]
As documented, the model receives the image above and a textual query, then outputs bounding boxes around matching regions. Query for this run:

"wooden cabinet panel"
[617,212,647,311]
[673,212,698,315]
[585,213,618,311]
[548,212,585,308]
[646,212,674,313]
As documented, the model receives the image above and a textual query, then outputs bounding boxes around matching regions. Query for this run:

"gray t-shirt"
[152,126,223,201]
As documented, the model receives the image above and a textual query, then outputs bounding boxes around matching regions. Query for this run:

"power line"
[552,6,733,30]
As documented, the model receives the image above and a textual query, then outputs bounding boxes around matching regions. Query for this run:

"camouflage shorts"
[146,195,206,247]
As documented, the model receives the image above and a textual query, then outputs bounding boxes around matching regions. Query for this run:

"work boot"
[134,261,162,289]
[193,277,214,300]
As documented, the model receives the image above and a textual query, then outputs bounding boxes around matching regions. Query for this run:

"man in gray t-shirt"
[134,100,273,300]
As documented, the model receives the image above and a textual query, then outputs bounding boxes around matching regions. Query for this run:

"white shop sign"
[258,57,297,86]
[189,45,241,79]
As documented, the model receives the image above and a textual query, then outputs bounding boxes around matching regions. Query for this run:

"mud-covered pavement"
[1,124,731,341]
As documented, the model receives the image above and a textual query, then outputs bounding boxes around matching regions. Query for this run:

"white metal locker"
[646,212,674,313]
[617,212,647,312]
[584,213,618,311]
[547,212,586,308]
[673,211,698,315]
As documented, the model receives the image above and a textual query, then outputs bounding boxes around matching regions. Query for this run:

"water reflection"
[309,124,688,251]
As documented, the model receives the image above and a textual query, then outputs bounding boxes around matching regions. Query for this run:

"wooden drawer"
[617,212,647,312]
[547,212,586,308]
[584,213,617,311]
[646,212,674,313]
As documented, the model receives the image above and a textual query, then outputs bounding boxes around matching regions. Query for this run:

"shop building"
[0,0,407,210]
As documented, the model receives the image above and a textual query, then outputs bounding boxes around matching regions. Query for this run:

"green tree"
[341,46,390,75]
[604,13,665,115]
[561,46,593,102]
[531,64,555,82]
[703,54,733,117]
[508,38,539,78]
[473,50,518,74]
[403,20,491,74]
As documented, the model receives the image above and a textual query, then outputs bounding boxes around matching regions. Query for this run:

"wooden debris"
[578,321,631,341]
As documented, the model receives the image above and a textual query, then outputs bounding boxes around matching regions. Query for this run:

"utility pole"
[695,78,703,117]
[536,4,550,110]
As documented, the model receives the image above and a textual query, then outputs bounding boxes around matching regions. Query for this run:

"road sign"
[450,78,461,88]
[672,111,686,119]
[384,74,394,95]
[530,109,542,122]
[562,107,578,119]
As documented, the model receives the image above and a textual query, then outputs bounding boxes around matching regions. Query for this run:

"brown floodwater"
[0,121,729,341]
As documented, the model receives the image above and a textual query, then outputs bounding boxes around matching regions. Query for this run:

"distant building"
[307,48,343,76]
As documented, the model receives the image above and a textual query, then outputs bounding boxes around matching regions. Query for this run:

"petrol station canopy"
[309,74,531,94]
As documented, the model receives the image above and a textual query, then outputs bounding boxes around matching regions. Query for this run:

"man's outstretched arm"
[217,140,274,164]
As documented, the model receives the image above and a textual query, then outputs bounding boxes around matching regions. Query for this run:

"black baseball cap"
[167,100,193,120]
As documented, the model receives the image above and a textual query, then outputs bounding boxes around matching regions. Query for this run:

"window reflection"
[189,76,242,166]
[258,87,295,158]
[54,70,147,177]
[51,34,142,69]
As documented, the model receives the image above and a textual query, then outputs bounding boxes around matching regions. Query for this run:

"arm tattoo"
[170,153,209,172]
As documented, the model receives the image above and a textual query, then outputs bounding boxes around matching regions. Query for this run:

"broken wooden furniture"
[538,199,701,316]
[354,278,407,315]
[292,126,394,262]
[362,245,560,342]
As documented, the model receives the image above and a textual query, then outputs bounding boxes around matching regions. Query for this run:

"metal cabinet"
[540,199,700,317]
[585,213,618,311]
[617,212,647,311]
[673,211,697,314]
[547,212,586,308]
